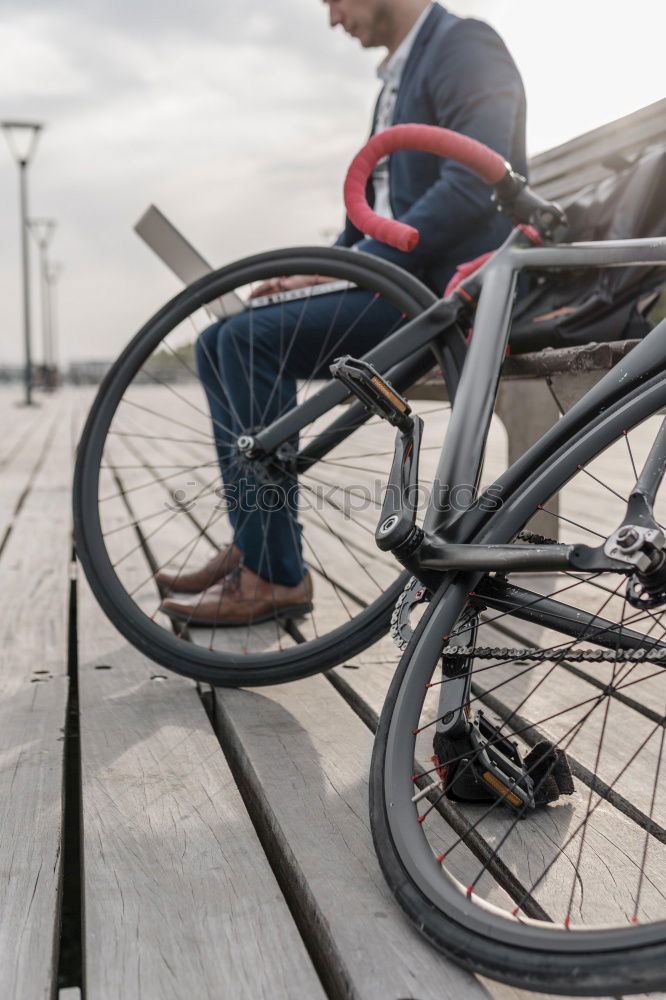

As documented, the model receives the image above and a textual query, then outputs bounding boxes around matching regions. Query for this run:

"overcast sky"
[1,0,665,366]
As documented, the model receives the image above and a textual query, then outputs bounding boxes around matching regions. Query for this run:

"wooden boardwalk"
[1,383,665,1000]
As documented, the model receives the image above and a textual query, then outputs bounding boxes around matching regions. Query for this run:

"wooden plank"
[414,341,640,400]
[0,390,46,470]
[530,97,666,172]
[0,392,74,999]
[501,340,639,379]
[81,382,322,998]
[213,675,499,1000]
[77,576,326,1000]
[0,399,60,541]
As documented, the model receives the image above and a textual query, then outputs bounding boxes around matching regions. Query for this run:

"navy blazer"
[336,3,527,294]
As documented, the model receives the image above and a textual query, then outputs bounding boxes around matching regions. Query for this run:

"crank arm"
[375,416,424,555]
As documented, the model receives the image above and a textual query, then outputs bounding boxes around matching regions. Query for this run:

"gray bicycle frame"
[250,235,666,574]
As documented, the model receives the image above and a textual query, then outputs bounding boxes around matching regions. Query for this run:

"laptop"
[134,205,354,316]
[134,205,243,318]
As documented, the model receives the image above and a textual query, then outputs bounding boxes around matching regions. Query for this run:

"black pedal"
[433,711,574,814]
[330,356,413,433]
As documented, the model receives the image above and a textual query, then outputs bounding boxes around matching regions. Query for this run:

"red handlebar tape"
[343,124,510,252]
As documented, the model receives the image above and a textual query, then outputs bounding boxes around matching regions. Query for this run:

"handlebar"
[343,124,566,251]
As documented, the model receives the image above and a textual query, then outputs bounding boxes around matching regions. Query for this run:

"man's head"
[323,0,429,54]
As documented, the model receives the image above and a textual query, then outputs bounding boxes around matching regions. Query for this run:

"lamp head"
[1,121,43,165]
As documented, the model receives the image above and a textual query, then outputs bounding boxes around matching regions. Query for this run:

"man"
[159,0,526,626]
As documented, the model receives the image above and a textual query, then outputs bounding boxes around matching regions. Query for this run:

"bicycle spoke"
[99,458,219,502]
[261,281,348,425]
[623,428,640,480]
[257,286,315,425]
[565,647,620,926]
[108,429,216,446]
[138,361,236,430]
[633,714,666,922]
[536,504,607,539]
[300,490,385,597]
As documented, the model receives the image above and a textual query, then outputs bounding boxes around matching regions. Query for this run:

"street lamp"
[1,120,43,405]
[29,217,57,388]
[47,261,63,387]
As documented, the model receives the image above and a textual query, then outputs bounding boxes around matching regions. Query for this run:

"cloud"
[1,0,664,367]
[0,0,378,364]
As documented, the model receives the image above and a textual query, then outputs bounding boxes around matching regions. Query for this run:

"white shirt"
[372,3,433,219]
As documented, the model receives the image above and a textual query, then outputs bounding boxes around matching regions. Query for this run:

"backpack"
[509,142,666,354]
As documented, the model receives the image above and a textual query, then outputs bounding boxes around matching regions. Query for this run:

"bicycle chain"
[442,644,666,664]
[515,530,558,546]
[456,528,663,662]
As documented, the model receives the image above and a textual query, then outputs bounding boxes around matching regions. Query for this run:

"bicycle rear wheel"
[74,246,458,685]
[371,373,666,994]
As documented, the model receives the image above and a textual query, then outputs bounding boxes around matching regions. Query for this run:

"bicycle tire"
[371,372,666,994]
[74,246,454,686]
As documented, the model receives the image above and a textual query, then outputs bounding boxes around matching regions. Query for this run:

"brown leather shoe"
[160,565,313,626]
[155,543,242,593]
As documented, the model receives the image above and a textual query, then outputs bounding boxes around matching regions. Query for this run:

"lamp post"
[29,218,57,388]
[1,120,43,405]
[47,261,63,387]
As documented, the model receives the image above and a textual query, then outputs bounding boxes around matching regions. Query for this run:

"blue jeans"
[196,288,404,586]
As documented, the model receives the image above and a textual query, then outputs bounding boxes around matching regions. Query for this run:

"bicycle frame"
[246,232,666,582]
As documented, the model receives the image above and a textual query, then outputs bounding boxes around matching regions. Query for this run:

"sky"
[0,0,665,366]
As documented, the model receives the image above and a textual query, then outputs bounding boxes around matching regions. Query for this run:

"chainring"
[390,576,432,651]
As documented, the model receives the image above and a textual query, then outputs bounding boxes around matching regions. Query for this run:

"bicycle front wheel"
[371,373,666,995]
[74,246,457,686]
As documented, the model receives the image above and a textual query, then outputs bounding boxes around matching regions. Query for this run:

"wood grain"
[0,391,73,999]
[77,546,325,997]
[213,674,497,1000]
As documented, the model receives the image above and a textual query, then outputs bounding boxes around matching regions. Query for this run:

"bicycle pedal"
[432,712,574,813]
[330,355,413,432]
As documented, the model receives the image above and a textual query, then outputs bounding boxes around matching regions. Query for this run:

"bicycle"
[74,123,666,993]
[342,126,666,995]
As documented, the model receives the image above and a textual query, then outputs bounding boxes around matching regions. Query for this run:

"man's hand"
[249,274,336,298]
